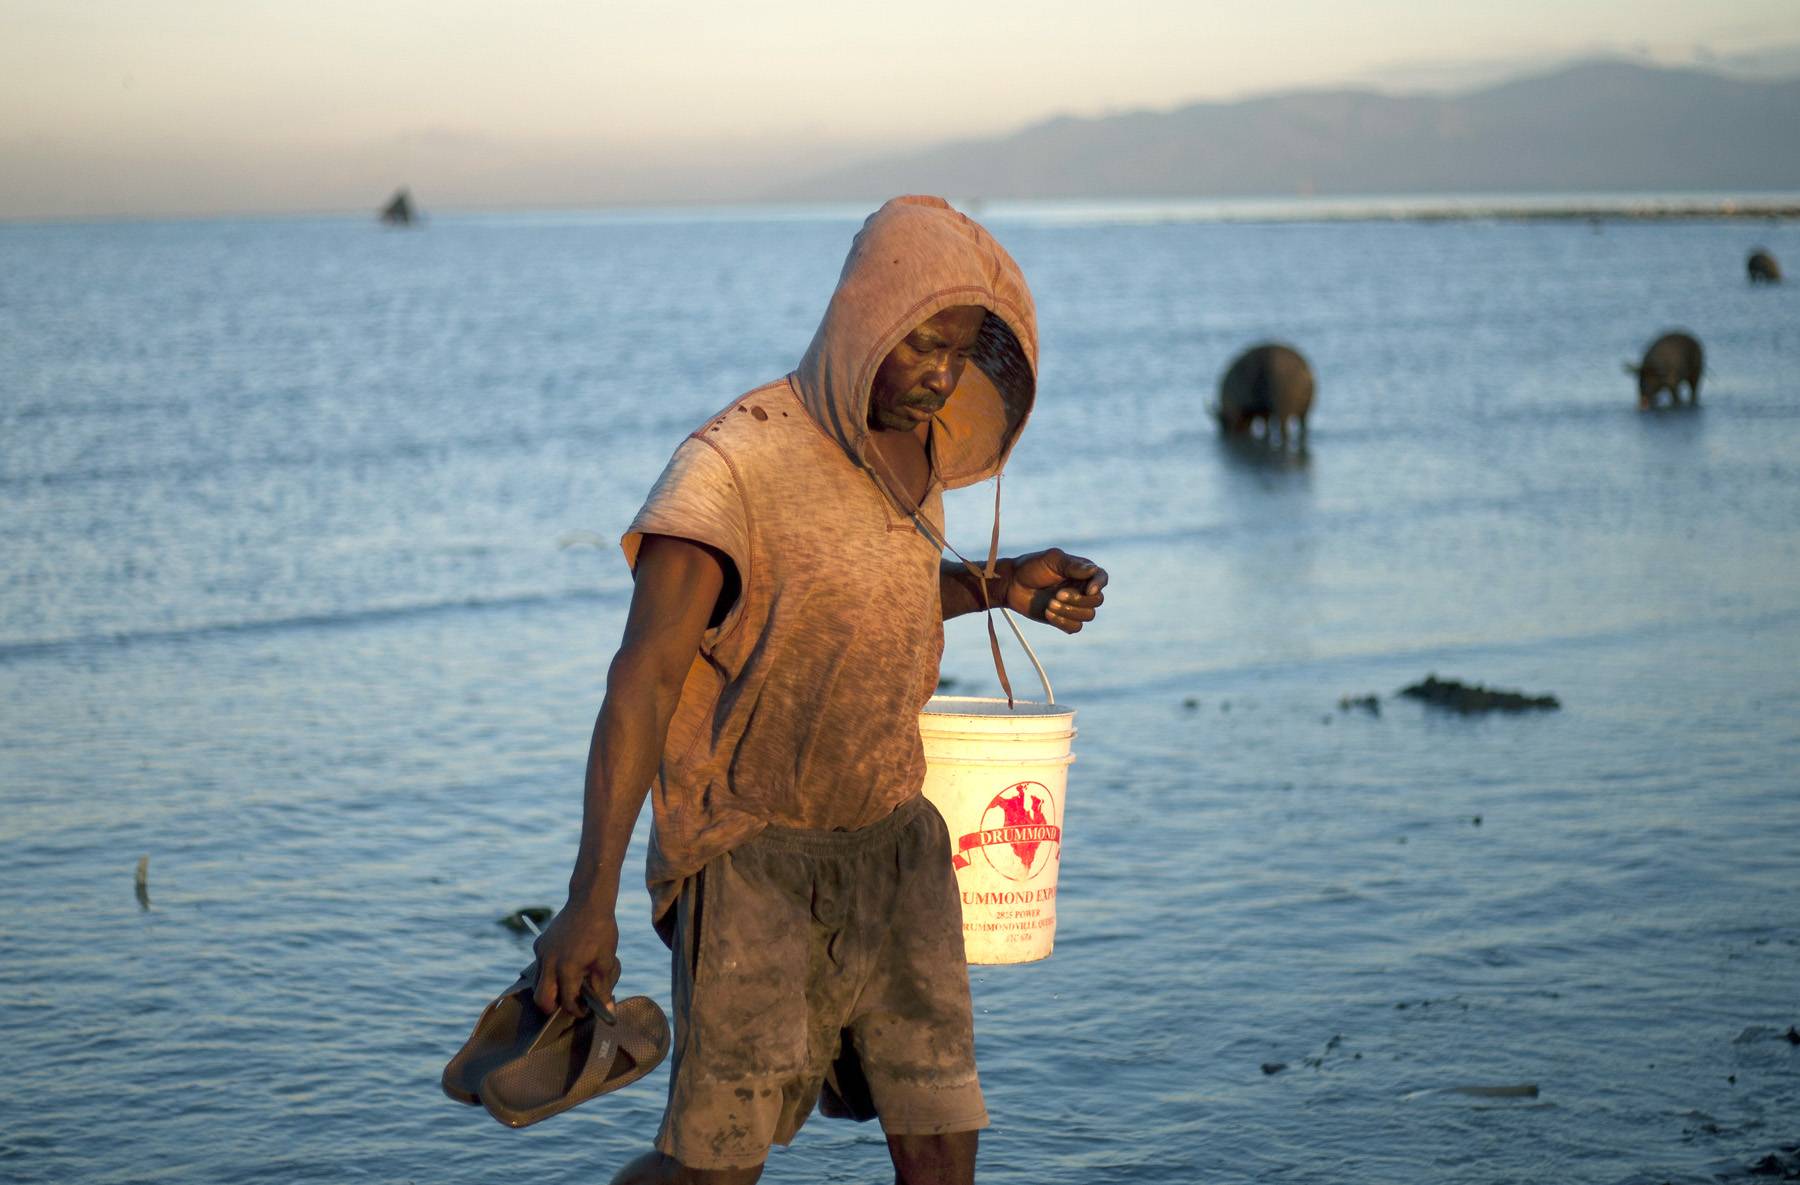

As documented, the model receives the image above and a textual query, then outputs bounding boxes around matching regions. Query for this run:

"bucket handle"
[996,605,1054,705]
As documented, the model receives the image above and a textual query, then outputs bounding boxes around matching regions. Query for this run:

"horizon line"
[6,189,1799,230]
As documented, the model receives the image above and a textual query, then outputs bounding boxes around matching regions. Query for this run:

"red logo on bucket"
[952,781,1061,881]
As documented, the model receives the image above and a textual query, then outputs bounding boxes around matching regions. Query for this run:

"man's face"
[867,305,988,435]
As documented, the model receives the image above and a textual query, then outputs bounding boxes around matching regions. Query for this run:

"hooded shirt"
[621,196,1037,930]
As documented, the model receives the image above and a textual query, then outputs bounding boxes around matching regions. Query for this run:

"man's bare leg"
[886,1131,977,1185]
[609,1150,763,1185]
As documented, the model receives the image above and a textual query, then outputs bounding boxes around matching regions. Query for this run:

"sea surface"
[2,200,1797,1184]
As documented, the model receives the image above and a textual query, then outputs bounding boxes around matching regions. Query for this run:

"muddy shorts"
[655,795,988,1170]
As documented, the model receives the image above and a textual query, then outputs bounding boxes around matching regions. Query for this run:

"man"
[531,195,1107,1184]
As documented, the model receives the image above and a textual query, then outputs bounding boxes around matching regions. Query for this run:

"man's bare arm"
[939,549,1107,634]
[531,533,727,1017]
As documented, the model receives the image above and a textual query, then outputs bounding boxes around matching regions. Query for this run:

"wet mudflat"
[2,202,1797,1183]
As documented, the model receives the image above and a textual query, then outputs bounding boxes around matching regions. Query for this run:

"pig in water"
[1216,343,1315,448]
[1625,331,1703,410]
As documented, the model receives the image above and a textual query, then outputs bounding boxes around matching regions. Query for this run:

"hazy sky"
[3,0,1797,218]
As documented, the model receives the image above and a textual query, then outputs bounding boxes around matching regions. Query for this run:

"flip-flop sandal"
[443,944,622,1104]
[441,966,543,1105]
[478,993,670,1128]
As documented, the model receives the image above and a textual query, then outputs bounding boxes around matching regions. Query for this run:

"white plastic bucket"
[919,695,1076,964]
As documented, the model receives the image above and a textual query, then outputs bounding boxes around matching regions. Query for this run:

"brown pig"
[1216,343,1315,448]
[1625,331,1703,410]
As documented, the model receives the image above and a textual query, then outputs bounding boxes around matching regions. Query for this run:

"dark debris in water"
[1743,1145,1800,1180]
[1399,674,1560,713]
[1298,1033,1349,1069]
[1681,1109,1729,1141]
[1338,693,1381,715]
[1446,1083,1539,1099]
[1732,1024,1800,1046]
[498,906,554,934]
[1261,1034,1356,1078]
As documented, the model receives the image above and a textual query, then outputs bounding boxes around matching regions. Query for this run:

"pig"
[1216,343,1315,448]
[1625,331,1703,410]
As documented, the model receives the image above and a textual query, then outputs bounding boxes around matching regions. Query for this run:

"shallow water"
[2,203,1798,1184]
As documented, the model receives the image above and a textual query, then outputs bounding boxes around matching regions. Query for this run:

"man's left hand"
[1005,549,1108,633]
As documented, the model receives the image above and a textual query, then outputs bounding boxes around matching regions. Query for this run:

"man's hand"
[532,898,620,1018]
[1004,549,1107,633]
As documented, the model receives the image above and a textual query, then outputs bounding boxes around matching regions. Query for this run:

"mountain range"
[773,59,1800,201]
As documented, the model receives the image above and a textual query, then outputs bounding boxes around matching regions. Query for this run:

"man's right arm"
[531,532,728,1017]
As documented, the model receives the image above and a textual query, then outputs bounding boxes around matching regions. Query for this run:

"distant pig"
[1625,331,1703,410]
[1216,343,1314,448]
[1748,249,1782,284]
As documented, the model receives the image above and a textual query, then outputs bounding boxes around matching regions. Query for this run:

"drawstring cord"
[864,451,1054,708]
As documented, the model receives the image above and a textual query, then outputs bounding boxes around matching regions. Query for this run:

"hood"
[792,195,1037,491]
